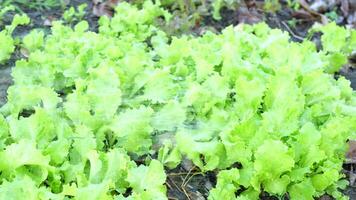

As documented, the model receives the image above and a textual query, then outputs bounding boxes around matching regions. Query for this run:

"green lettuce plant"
[0,1,355,200]
[0,13,29,64]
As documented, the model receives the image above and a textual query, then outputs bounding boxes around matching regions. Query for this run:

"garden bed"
[0,0,355,199]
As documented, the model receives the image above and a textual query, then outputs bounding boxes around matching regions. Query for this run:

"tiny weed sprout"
[63,4,88,24]
[0,1,355,200]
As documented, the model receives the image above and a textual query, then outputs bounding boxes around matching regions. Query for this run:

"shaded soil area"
[0,67,11,106]
[0,0,355,199]
[166,165,216,200]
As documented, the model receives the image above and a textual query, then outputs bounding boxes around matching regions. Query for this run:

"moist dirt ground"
[0,0,355,199]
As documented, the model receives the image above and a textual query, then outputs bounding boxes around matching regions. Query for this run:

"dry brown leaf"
[298,0,329,24]
[92,0,120,17]
[93,3,113,17]
[43,16,57,27]
[347,140,356,160]
[341,0,350,16]
[107,0,119,7]
[20,48,30,58]
[292,10,315,19]
[236,7,263,25]
[310,0,328,13]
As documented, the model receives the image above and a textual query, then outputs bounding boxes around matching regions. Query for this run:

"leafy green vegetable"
[208,168,240,199]
[0,176,45,200]
[0,13,30,63]
[157,141,181,169]
[127,160,167,199]
[63,4,87,24]
[212,0,236,20]
[22,29,44,51]
[252,140,295,195]
[311,22,355,73]
[109,106,154,155]
[0,1,355,200]
[0,30,14,63]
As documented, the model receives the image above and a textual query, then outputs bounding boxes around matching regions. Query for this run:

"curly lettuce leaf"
[110,106,154,155]
[127,160,167,199]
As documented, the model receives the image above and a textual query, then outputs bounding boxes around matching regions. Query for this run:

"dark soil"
[0,67,11,106]
[340,65,356,89]
[0,0,355,199]
[166,165,216,200]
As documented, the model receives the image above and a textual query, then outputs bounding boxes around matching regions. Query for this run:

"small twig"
[168,172,202,176]
[178,176,192,200]
[166,180,173,190]
[182,187,192,200]
[168,172,191,176]
[345,158,356,164]
[168,177,184,193]
[183,172,203,188]
[181,166,196,188]
[281,21,305,41]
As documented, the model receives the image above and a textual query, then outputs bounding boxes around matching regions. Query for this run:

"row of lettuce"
[0,1,355,200]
